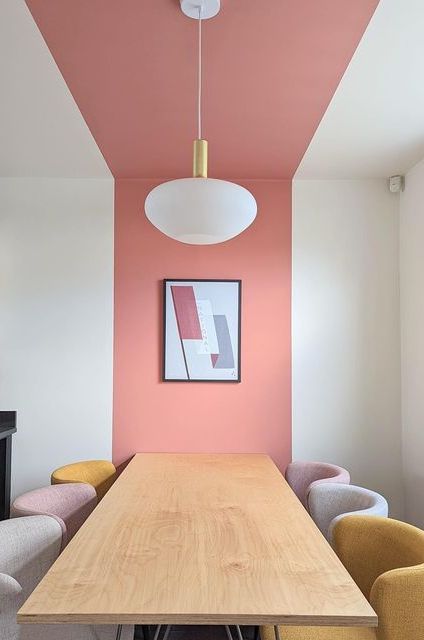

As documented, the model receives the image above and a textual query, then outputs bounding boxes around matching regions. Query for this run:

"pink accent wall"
[22,0,379,476]
[113,179,291,471]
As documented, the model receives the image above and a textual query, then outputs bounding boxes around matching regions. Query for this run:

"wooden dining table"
[18,453,377,629]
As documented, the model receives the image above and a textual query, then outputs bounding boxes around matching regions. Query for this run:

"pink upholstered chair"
[285,460,350,508]
[11,483,97,548]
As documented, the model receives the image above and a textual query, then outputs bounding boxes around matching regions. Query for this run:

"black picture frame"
[163,279,242,382]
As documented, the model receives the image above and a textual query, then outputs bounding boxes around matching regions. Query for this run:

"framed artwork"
[163,279,241,382]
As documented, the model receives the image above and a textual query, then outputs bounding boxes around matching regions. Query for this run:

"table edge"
[17,613,378,627]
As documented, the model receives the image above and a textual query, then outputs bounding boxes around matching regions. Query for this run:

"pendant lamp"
[145,0,257,245]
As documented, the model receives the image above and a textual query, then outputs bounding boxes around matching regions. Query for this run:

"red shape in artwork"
[171,286,202,340]
[211,354,219,368]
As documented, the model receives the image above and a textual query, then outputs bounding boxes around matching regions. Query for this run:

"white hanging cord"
[197,5,202,140]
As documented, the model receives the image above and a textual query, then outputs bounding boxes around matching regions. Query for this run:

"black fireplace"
[0,411,16,520]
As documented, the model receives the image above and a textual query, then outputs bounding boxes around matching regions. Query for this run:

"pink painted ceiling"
[25,0,378,179]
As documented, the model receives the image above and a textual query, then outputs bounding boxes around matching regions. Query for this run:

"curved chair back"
[0,515,133,640]
[308,483,388,542]
[285,460,350,508]
[51,460,117,500]
[333,515,424,640]
[0,516,62,640]
[11,483,97,548]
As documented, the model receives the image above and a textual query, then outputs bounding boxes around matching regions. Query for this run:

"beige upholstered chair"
[0,515,133,640]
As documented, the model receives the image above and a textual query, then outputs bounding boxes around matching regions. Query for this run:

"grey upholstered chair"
[0,515,134,640]
[308,482,389,543]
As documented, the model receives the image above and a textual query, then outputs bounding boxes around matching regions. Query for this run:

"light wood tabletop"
[18,453,377,627]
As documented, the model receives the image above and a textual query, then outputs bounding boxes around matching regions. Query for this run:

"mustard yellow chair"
[51,460,117,500]
[261,515,424,640]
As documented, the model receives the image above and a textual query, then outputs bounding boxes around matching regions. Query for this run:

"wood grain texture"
[18,454,377,626]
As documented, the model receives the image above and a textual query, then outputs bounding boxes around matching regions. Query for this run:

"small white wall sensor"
[389,175,405,193]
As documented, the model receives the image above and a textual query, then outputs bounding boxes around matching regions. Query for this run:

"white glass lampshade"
[145,177,257,245]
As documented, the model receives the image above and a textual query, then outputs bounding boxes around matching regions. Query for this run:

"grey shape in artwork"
[211,315,235,369]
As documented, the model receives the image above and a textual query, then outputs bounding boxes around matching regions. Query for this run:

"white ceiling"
[0,0,111,178]
[296,0,424,179]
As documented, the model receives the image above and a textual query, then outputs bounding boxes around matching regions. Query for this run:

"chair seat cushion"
[261,625,376,640]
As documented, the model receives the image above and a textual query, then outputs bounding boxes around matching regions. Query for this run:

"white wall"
[0,178,114,498]
[400,158,424,527]
[292,179,404,517]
